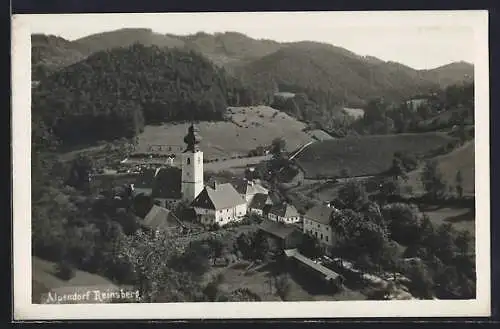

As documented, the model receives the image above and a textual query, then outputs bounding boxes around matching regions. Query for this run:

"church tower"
[181,124,204,203]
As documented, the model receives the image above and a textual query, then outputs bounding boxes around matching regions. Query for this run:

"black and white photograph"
[12,11,490,319]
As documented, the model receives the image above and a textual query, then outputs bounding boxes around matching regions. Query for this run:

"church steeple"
[183,123,202,153]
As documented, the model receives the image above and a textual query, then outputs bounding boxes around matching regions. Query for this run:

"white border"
[12,11,490,320]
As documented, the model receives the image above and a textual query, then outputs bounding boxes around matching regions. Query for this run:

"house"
[303,204,339,246]
[191,182,247,227]
[142,204,185,234]
[268,203,300,224]
[258,220,303,250]
[248,193,273,216]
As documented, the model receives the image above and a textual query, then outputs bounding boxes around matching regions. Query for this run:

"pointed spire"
[183,123,202,152]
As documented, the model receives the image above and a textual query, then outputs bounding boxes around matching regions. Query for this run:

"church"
[131,124,268,226]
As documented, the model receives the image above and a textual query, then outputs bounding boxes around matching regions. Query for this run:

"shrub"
[55,261,76,281]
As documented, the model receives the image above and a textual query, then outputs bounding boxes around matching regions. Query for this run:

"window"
[198,158,201,164]
[187,158,191,165]
[321,234,323,240]
[317,224,320,228]
[315,232,318,237]
[326,236,329,242]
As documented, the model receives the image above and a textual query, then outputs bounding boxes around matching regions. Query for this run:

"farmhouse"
[248,193,273,216]
[303,204,339,246]
[191,181,247,227]
[259,220,303,250]
[231,177,269,204]
[142,204,185,234]
[268,203,301,224]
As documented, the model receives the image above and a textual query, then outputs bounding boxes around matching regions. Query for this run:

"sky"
[23,11,480,70]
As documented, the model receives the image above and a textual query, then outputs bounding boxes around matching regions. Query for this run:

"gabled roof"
[152,167,182,199]
[269,203,300,218]
[304,204,339,225]
[249,193,271,210]
[143,205,183,231]
[191,183,245,210]
[210,176,268,196]
[259,220,302,239]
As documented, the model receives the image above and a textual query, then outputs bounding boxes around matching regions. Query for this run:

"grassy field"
[32,257,119,303]
[136,106,315,160]
[404,140,475,197]
[420,205,475,235]
[295,132,456,179]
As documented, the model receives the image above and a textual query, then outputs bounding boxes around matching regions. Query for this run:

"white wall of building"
[181,150,204,203]
[303,218,333,246]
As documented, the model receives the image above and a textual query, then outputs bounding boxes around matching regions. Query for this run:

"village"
[80,123,422,302]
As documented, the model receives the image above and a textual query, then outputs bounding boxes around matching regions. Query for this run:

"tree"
[381,203,423,246]
[270,137,286,158]
[207,237,226,265]
[337,180,368,210]
[404,262,435,299]
[252,231,270,261]
[420,160,446,200]
[274,274,291,301]
[298,233,323,259]
[455,170,464,198]
[455,230,472,255]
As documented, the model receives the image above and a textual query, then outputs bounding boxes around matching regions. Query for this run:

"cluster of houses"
[129,124,340,254]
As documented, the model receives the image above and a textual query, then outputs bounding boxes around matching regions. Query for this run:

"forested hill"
[32,44,256,147]
[236,43,443,107]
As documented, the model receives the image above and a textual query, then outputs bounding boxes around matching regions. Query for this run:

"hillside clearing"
[295,132,456,179]
[136,106,314,160]
[404,140,475,197]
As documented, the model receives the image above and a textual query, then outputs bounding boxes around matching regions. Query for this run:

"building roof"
[304,204,339,225]
[269,203,300,218]
[215,177,268,197]
[152,167,182,199]
[259,220,301,239]
[143,205,184,231]
[249,193,271,210]
[284,249,341,281]
[191,183,246,210]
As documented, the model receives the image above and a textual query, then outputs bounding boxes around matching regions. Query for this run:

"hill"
[294,132,456,179]
[74,28,186,54]
[135,106,315,160]
[404,140,475,196]
[236,43,443,108]
[179,31,283,69]
[421,61,474,88]
[31,34,90,80]
[32,44,256,147]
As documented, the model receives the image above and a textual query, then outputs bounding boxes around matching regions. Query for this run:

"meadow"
[135,106,316,160]
[294,132,456,179]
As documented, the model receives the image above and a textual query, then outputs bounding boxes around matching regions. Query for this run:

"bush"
[55,261,76,281]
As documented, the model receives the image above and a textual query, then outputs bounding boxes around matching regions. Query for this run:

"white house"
[191,182,247,227]
[268,203,301,224]
[303,204,339,246]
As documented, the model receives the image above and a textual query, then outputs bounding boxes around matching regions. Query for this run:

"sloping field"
[295,132,456,179]
[32,257,118,303]
[405,140,475,196]
[136,106,314,160]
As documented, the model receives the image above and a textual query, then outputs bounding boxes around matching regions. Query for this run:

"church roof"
[191,183,245,210]
[183,124,202,152]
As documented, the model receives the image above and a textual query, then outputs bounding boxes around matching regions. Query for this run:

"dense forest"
[32,44,256,147]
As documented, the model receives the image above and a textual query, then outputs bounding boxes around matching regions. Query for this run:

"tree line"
[32,43,258,147]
